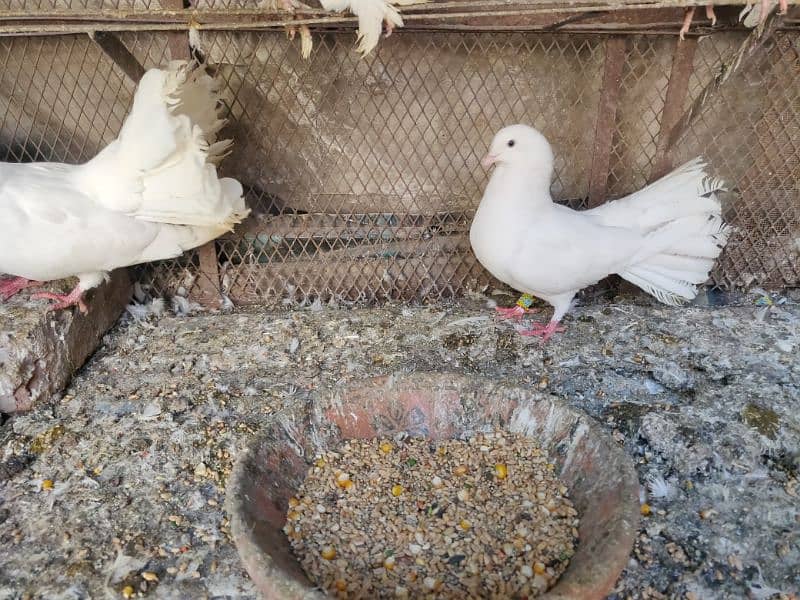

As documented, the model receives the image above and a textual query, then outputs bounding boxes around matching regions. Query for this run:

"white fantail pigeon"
[470,124,731,342]
[0,61,249,313]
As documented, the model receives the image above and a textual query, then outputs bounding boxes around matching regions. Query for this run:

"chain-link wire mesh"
[1,24,798,305]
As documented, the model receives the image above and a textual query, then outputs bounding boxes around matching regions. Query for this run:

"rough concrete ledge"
[0,270,132,413]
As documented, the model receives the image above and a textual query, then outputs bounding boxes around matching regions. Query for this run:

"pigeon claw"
[679,6,695,40]
[31,288,88,315]
[494,305,538,321]
[0,277,42,301]
[514,320,565,342]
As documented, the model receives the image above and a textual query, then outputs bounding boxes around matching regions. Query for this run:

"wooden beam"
[651,36,696,180]
[90,31,146,82]
[588,35,626,208]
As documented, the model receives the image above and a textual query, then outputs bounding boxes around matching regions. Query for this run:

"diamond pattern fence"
[1,21,798,307]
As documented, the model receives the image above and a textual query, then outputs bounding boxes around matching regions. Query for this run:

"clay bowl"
[226,373,639,599]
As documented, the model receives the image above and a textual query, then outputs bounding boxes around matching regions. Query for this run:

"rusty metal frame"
[651,36,695,179]
[588,35,625,208]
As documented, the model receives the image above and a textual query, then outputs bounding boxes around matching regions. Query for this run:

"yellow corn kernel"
[321,547,336,560]
[340,479,353,491]
[335,473,351,489]
[495,464,508,479]
[287,511,301,521]
[533,562,546,575]
[288,497,300,507]
[459,519,471,530]
[315,458,326,468]
[384,555,396,570]
[391,484,404,497]
[121,586,134,599]
[453,465,468,476]
[379,442,393,454]
[640,503,651,516]
[335,579,347,592]
[41,479,54,491]
[141,571,158,582]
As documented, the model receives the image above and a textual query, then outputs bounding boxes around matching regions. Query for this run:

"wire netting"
[1,12,798,305]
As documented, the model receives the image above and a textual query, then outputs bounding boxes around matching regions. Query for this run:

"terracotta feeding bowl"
[226,373,640,599]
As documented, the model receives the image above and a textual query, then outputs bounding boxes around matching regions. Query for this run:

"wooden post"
[588,36,626,209]
[164,0,222,309]
[91,32,146,82]
[652,37,696,180]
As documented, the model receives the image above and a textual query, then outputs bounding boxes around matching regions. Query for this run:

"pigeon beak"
[481,154,498,168]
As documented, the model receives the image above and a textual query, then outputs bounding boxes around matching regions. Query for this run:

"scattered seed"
[286,433,577,598]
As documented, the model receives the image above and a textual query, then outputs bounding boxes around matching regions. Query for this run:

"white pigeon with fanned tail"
[0,61,249,313]
[470,124,731,342]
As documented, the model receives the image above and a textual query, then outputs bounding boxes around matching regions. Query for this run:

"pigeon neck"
[495,162,553,198]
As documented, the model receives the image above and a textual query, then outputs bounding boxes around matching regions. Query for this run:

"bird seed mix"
[284,431,579,599]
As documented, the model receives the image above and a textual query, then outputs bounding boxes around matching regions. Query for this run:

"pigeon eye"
[507,140,515,147]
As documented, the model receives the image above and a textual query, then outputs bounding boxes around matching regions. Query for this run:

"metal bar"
[651,36,696,180]
[588,36,626,208]
[0,0,794,21]
[89,31,145,83]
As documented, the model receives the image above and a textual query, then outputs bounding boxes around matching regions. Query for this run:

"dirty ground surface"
[0,292,798,600]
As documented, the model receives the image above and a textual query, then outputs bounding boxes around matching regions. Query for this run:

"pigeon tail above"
[77,60,248,231]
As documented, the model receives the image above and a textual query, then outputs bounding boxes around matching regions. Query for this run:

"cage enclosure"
[1,1,799,598]
[1,0,798,310]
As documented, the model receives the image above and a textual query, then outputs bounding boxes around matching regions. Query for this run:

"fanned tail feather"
[81,60,248,231]
[613,160,732,305]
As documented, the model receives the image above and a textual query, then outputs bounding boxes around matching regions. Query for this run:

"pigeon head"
[481,124,554,175]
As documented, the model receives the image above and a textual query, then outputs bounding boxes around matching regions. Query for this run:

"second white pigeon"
[470,124,731,341]
[0,61,249,313]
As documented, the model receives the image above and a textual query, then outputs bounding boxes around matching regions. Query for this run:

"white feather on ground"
[469,124,731,341]
[0,60,249,311]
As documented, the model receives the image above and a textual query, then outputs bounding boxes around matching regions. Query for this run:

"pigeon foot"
[0,277,42,301]
[31,286,88,314]
[495,305,538,321]
[515,320,565,342]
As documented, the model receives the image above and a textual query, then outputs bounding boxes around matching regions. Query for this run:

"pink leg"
[384,19,395,38]
[0,277,42,301]
[31,285,88,314]
[494,305,539,321]
[705,4,716,25]
[760,0,772,22]
[515,320,566,342]
[679,6,695,40]
[778,0,787,14]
